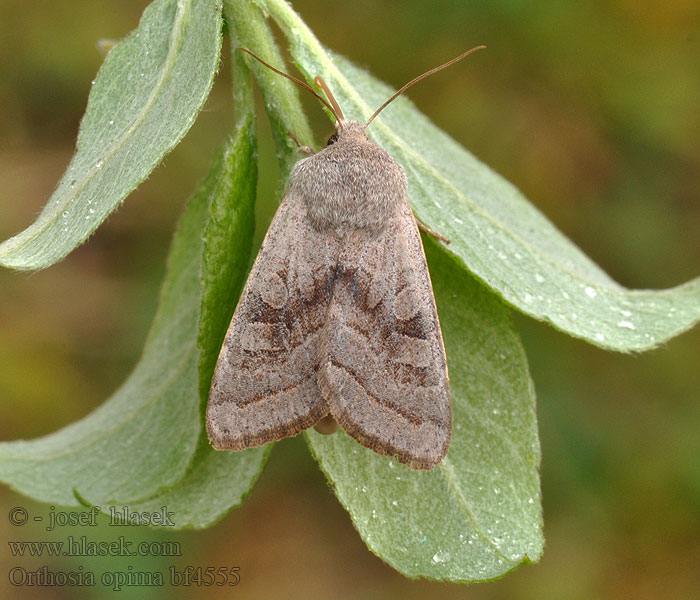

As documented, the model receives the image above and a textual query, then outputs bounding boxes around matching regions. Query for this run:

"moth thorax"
[290,121,408,237]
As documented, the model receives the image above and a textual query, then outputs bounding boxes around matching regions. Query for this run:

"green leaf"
[0,110,264,515]
[260,0,700,352]
[197,114,257,404]
[306,242,542,581]
[0,0,223,270]
[0,186,203,505]
[104,438,271,529]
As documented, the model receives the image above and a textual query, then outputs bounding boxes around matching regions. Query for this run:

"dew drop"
[514,252,523,260]
[620,309,632,317]
[109,119,114,125]
[535,273,545,283]
[62,211,69,218]
[595,332,605,341]
[562,291,570,299]
[617,320,635,330]
[454,217,464,225]
[431,550,451,564]
[433,200,442,209]
[524,293,534,303]
[585,286,597,298]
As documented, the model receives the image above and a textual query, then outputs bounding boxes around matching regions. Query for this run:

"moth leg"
[415,218,451,244]
[287,130,316,155]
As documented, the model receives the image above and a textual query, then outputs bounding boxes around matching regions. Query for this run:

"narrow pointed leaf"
[307,242,542,581]
[0,0,223,270]
[197,113,258,403]
[260,0,700,352]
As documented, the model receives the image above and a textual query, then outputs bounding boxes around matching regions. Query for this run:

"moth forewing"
[317,194,451,469]
[206,189,337,450]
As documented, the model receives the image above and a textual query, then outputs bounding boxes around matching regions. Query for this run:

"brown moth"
[207,47,485,469]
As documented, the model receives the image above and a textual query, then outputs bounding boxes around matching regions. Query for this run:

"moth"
[207,47,485,469]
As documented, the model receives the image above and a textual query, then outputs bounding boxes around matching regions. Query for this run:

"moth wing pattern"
[318,197,451,469]
[207,190,340,450]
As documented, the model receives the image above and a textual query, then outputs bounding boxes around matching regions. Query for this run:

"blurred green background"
[1,1,699,598]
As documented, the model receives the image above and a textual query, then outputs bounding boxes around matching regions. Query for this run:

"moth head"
[324,118,342,146]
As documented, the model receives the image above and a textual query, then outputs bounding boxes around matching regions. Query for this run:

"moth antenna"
[313,76,345,124]
[237,47,344,124]
[365,45,487,128]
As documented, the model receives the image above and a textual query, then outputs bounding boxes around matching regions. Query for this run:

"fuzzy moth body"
[204,47,489,469]
[206,119,450,469]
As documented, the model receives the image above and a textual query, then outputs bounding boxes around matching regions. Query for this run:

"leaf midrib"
[11,0,194,251]
[439,456,516,565]
[266,1,693,299]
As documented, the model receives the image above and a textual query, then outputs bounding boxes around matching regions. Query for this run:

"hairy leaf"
[260,0,700,352]
[0,0,223,269]
[307,242,542,581]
